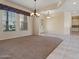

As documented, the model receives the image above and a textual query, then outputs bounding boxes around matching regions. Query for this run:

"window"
[20,14,27,30]
[2,10,16,31]
[0,4,30,32]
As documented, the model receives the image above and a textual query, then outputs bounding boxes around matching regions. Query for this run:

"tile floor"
[46,36,79,59]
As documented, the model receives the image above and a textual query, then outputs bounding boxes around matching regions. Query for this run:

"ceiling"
[8,0,64,11]
[39,0,79,16]
[7,0,79,16]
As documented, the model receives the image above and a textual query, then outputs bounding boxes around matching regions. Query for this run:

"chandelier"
[30,0,40,16]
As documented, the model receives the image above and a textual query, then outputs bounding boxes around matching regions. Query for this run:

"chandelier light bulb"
[46,16,51,19]
[30,13,34,16]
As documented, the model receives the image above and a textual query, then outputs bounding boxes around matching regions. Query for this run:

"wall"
[0,0,32,40]
[39,12,72,36]
[46,12,64,35]
[31,16,39,35]
[64,12,72,35]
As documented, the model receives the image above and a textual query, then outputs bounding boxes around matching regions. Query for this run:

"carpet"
[0,35,63,59]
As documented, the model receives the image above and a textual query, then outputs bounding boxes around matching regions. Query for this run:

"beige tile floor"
[47,36,79,59]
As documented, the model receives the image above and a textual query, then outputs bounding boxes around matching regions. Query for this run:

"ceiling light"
[73,2,77,5]
[46,16,51,19]
[31,13,34,16]
[30,0,40,17]
[46,10,51,19]
[36,13,40,16]
[57,1,62,7]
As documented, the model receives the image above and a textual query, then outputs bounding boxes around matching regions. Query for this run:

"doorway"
[70,16,79,36]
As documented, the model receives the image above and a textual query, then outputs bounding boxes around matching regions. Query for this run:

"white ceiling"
[8,0,79,16]
[8,0,64,11]
[40,0,79,16]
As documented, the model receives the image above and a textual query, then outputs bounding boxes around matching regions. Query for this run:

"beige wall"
[39,12,72,35]
[46,12,64,35]
[64,12,72,35]
[0,0,32,40]
[46,12,72,35]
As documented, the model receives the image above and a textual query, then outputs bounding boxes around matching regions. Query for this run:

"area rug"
[0,35,63,59]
